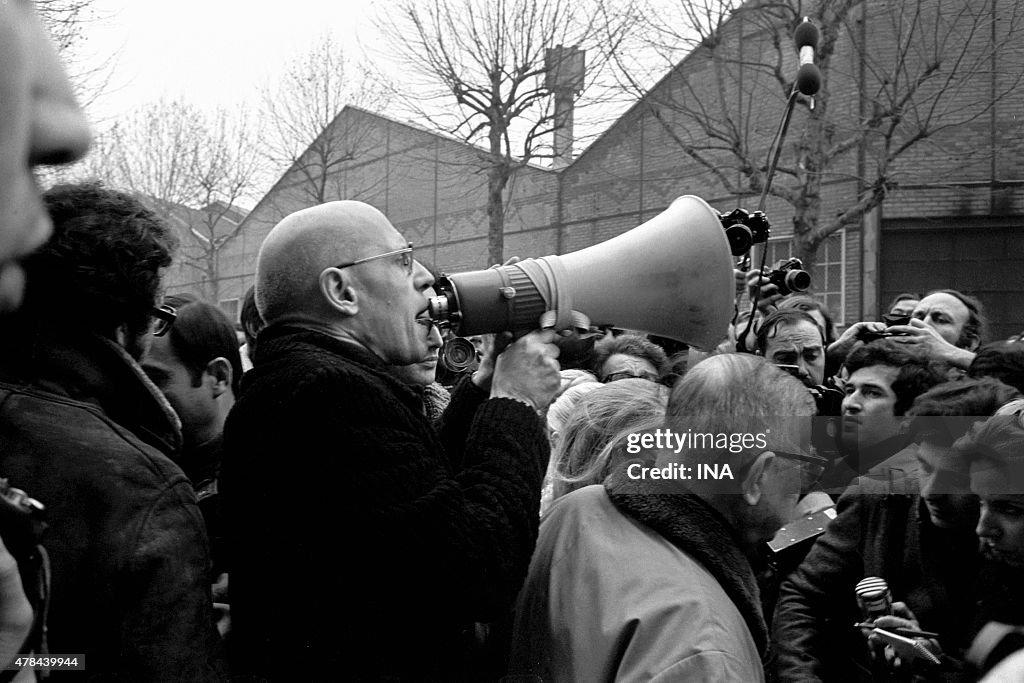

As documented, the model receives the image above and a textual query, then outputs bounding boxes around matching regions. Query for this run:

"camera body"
[719,208,770,256]
[773,364,844,414]
[859,314,912,343]
[767,258,812,296]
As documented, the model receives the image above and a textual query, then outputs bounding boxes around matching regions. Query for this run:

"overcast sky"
[75,0,385,124]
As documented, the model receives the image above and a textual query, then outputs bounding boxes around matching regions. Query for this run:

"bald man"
[220,201,561,681]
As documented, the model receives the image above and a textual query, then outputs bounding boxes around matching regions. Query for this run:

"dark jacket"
[220,326,550,681]
[180,434,226,581]
[772,478,980,682]
[819,434,918,495]
[0,330,224,682]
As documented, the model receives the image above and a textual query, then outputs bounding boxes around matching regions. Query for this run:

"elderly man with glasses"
[0,182,226,681]
[510,353,816,681]
[220,200,561,681]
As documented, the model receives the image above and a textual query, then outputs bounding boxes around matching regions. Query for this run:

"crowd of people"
[3,3,1024,682]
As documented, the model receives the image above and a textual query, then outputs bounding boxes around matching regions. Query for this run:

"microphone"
[855,576,893,622]
[794,18,822,96]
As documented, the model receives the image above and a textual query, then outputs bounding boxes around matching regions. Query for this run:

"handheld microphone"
[855,576,893,622]
[794,19,822,96]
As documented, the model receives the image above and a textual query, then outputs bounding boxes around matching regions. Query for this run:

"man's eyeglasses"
[603,371,661,384]
[151,304,177,337]
[333,242,414,275]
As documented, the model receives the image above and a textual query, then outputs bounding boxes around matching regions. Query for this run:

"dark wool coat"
[220,326,549,682]
[0,330,225,682]
[772,478,980,682]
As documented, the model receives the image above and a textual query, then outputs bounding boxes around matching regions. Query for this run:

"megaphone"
[427,195,735,350]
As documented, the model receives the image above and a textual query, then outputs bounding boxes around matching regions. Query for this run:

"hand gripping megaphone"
[427,195,735,350]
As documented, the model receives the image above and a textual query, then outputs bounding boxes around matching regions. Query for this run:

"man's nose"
[842,393,860,413]
[919,472,937,499]
[428,326,443,348]
[30,18,93,166]
[413,260,435,288]
[31,98,92,167]
[976,507,998,539]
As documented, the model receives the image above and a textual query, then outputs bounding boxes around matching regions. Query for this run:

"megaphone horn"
[427,195,735,350]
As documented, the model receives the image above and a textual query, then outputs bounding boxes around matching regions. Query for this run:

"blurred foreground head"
[0,2,92,313]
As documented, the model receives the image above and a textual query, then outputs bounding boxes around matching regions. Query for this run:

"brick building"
[180,0,1024,341]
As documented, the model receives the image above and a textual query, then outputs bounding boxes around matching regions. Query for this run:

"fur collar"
[604,467,768,657]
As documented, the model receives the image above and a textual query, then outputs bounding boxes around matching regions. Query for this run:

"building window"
[752,230,846,322]
[219,298,240,324]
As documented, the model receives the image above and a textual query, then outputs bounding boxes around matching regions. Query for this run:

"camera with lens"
[859,314,912,343]
[776,366,844,465]
[775,364,844,416]
[808,380,845,417]
[719,208,770,256]
[765,258,811,296]
[440,337,480,374]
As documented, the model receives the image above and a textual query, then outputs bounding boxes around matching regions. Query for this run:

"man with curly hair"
[590,332,668,383]
[0,182,225,681]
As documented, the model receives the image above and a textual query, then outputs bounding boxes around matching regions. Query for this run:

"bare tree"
[88,99,261,301]
[36,0,93,52]
[36,0,114,114]
[376,0,625,263]
[604,0,1024,272]
[260,35,394,208]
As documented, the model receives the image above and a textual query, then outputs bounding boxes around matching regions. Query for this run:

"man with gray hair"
[220,200,561,681]
[509,353,817,681]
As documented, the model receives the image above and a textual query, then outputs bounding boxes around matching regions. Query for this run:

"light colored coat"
[509,484,766,682]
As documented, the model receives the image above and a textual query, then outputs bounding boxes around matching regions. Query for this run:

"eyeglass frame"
[773,450,829,489]
[602,371,662,384]
[733,447,827,487]
[332,242,414,275]
[151,304,177,337]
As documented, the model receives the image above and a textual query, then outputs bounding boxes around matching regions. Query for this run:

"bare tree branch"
[259,35,394,208]
[375,0,629,263]
[84,99,261,301]
[601,0,1024,273]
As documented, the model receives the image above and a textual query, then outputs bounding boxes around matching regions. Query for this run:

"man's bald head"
[256,201,400,325]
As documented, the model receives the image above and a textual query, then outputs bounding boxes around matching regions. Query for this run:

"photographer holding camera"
[829,289,985,375]
[754,309,830,394]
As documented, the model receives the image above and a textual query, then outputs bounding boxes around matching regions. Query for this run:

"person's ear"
[740,451,775,505]
[204,357,232,398]
[319,268,359,316]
